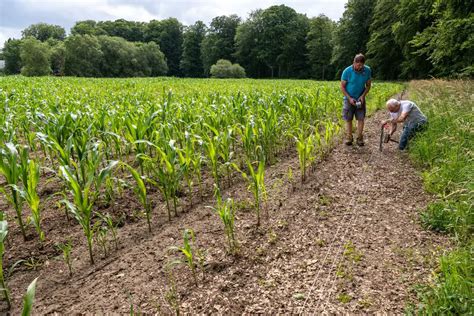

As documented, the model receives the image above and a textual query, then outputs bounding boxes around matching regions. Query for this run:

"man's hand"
[381,119,390,127]
[349,97,356,105]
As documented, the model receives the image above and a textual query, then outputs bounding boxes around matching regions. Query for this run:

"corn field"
[0,76,401,311]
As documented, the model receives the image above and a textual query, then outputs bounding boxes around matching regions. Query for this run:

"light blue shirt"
[341,65,371,99]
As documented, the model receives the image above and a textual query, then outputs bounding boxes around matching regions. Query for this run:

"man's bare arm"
[340,80,355,105]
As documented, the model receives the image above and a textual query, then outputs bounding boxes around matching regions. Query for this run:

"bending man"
[381,99,428,150]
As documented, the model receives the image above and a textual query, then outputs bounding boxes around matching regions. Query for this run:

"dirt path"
[6,110,451,314]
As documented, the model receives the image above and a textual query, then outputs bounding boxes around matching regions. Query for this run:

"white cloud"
[0,26,23,47]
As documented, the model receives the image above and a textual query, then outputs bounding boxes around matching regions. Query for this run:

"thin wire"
[299,142,378,314]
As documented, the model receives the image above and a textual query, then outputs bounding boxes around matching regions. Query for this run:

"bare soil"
[1,110,451,314]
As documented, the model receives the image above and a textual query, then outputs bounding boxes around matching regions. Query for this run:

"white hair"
[386,99,401,108]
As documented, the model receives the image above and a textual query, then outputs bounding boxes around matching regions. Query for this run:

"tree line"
[2,0,472,79]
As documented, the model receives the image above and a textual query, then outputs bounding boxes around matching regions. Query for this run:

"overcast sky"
[0,0,348,47]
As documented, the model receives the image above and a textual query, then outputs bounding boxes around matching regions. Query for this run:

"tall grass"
[406,80,473,314]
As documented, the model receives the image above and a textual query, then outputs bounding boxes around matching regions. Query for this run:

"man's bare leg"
[345,120,353,145]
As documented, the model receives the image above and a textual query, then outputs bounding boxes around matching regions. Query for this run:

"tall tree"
[3,39,22,74]
[136,42,168,77]
[97,35,139,77]
[366,0,404,80]
[392,0,435,79]
[332,0,376,78]
[64,35,103,77]
[201,15,241,76]
[235,5,309,78]
[145,18,184,76]
[181,21,207,77]
[22,23,66,41]
[235,10,267,77]
[410,0,474,77]
[20,37,51,76]
[48,40,66,75]
[306,15,336,80]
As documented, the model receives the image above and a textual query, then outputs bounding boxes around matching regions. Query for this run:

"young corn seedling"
[216,198,238,254]
[293,127,316,183]
[93,221,109,258]
[0,212,11,310]
[57,240,73,277]
[21,277,38,316]
[235,158,267,227]
[123,163,152,232]
[98,213,119,250]
[163,264,180,316]
[0,143,27,241]
[203,133,221,195]
[177,133,197,208]
[169,229,200,286]
[18,157,44,242]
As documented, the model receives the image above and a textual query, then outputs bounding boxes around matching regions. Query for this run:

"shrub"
[210,59,245,78]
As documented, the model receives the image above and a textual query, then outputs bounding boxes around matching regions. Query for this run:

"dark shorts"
[342,99,366,121]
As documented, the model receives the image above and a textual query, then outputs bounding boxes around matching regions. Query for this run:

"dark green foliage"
[49,41,66,76]
[181,21,207,77]
[145,18,184,76]
[3,39,22,74]
[411,0,474,77]
[20,37,51,76]
[97,35,139,77]
[366,0,403,80]
[22,23,66,42]
[235,5,309,78]
[64,35,103,77]
[392,0,435,79]
[201,15,241,76]
[71,20,105,36]
[97,19,146,42]
[306,15,336,80]
[136,42,168,77]
[332,0,376,79]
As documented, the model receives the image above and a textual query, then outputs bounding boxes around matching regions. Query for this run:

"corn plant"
[235,159,267,227]
[60,145,118,264]
[98,213,119,251]
[293,127,317,183]
[0,143,27,240]
[0,212,11,310]
[18,158,44,242]
[57,240,73,276]
[139,139,182,221]
[216,198,238,254]
[123,163,152,232]
[177,133,197,208]
[21,277,38,316]
[93,221,109,258]
[169,229,199,286]
[203,133,221,196]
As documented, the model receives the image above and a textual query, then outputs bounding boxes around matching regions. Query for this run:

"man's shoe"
[356,136,364,146]
[345,137,353,146]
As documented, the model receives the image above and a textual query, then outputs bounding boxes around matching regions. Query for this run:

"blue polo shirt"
[341,65,371,99]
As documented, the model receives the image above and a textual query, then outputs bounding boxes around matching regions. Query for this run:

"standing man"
[381,99,428,150]
[340,54,372,146]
